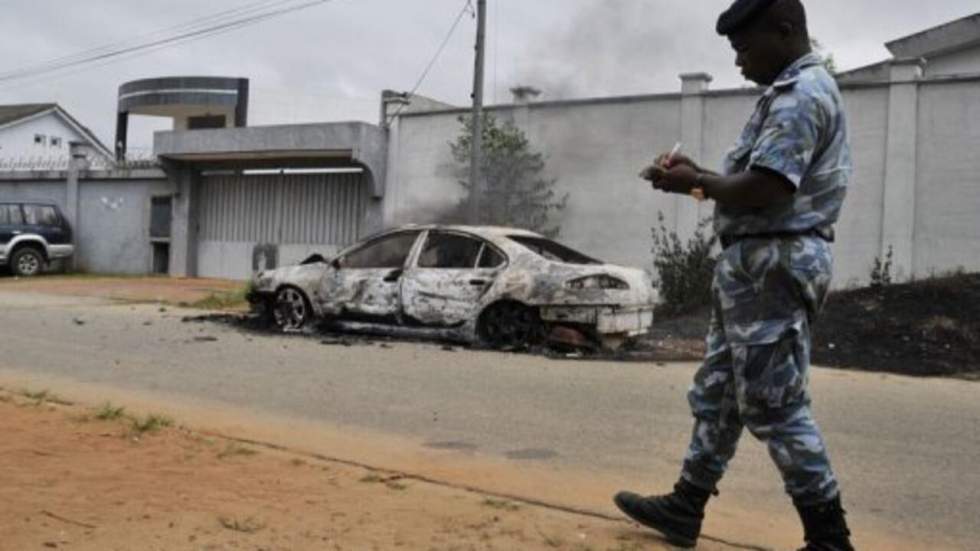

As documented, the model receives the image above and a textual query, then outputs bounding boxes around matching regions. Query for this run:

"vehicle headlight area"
[565,274,630,290]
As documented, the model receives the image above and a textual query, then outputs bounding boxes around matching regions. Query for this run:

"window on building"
[0,204,24,225]
[418,232,485,269]
[34,134,46,146]
[49,136,62,148]
[23,204,60,226]
[150,196,172,239]
[342,231,420,269]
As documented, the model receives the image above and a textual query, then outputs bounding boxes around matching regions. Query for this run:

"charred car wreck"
[247,225,656,350]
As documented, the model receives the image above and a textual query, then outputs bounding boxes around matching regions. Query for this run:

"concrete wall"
[914,78,980,277]
[925,47,980,77]
[385,65,980,288]
[0,169,170,274]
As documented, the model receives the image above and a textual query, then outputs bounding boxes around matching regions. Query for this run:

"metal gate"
[196,171,366,279]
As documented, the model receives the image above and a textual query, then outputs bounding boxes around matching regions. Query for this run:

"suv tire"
[11,247,44,277]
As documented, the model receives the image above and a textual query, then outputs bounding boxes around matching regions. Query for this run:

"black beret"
[716,0,777,35]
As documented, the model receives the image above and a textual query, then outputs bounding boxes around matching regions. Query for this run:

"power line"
[387,0,473,123]
[0,0,297,79]
[0,0,335,86]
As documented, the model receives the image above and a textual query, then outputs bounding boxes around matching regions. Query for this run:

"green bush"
[651,213,718,317]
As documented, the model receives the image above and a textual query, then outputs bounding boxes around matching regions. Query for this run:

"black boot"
[614,479,713,548]
[795,495,855,551]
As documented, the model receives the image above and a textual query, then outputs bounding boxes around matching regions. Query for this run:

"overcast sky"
[1,0,976,150]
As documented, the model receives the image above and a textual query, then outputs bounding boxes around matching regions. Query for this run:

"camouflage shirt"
[715,53,851,237]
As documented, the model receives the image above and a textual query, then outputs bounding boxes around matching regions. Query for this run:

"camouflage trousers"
[680,235,840,506]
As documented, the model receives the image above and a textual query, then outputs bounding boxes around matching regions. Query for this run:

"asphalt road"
[1,291,977,550]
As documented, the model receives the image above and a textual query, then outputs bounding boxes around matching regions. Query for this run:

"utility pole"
[468,0,487,225]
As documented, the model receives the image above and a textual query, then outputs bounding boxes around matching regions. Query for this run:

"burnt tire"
[272,286,313,332]
[10,247,44,277]
[477,301,543,350]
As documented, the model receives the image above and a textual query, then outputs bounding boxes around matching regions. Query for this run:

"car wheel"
[11,247,44,277]
[477,301,543,350]
[272,286,312,332]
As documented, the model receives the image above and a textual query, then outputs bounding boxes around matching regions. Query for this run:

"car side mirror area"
[382,268,403,283]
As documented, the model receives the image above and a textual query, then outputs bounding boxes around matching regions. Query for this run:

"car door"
[318,230,422,321]
[0,203,24,258]
[400,230,507,326]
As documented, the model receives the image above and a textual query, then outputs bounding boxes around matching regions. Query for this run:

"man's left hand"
[642,164,700,195]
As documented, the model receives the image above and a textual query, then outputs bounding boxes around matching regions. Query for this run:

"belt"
[719,227,834,249]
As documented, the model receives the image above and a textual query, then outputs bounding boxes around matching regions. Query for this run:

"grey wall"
[0,170,170,274]
[385,67,980,288]
[0,179,67,207]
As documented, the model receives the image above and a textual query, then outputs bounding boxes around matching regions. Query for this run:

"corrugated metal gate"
[197,171,365,279]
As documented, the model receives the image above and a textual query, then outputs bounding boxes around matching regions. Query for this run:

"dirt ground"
[0,274,243,307]
[0,388,675,551]
[646,273,980,378]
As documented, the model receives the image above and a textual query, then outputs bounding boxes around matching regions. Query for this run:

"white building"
[0,104,112,167]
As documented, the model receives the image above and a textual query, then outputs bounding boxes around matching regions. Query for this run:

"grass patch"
[218,516,265,533]
[289,458,307,467]
[359,473,385,484]
[130,413,173,434]
[94,402,126,421]
[188,284,252,311]
[217,443,259,459]
[482,498,521,512]
[20,389,72,406]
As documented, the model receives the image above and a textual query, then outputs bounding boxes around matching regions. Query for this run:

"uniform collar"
[771,52,823,90]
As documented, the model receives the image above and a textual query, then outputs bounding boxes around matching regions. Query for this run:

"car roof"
[391,224,544,239]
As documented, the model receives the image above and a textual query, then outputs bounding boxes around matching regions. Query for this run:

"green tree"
[450,113,567,237]
[811,38,837,74]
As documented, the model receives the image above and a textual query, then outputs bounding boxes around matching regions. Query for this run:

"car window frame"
[0,203,25,226]
[412,230,509,270]
[337,230,422,270]
[23,203,61,228]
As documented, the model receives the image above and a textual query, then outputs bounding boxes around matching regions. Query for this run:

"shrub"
[651,213,718,316]
[870,245,894,288]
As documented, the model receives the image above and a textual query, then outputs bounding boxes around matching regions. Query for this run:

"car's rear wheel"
[272,286,312,332]
[11,247,44,277]
[477,301,543,350]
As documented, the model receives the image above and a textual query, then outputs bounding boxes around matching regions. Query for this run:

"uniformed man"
[615,1,854,550]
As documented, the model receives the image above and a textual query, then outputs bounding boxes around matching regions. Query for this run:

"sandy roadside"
[0,386,715,551]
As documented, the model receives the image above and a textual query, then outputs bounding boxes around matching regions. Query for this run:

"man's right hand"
[655,151,699,170]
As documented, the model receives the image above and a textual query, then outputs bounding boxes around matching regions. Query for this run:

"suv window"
[418,232,485,269]
[0,204,24,225]
[23,204,60,227]
[343,231,420,269]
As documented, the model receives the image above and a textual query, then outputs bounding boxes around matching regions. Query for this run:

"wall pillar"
[881,58,924,281]
[66,143,92,271]
[166,163,200,277]
[676,73,712,238]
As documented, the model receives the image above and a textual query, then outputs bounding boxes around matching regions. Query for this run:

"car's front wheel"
[272,286,312,332]
[11,247,44,277]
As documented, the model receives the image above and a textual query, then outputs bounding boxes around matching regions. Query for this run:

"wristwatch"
[691,173,707,202]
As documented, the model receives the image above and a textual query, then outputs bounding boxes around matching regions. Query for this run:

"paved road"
[1,291,977,550]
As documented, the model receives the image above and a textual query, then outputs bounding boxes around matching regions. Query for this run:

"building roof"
[0,103,56,127]
[0,102,113,159]
[886,12,980,58]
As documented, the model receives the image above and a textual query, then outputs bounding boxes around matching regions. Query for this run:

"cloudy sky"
[0,0,976,150]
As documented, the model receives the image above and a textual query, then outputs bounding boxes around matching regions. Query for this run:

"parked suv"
[0,202,74,276]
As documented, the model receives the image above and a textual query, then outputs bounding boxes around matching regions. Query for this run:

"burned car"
[247,225,655,349]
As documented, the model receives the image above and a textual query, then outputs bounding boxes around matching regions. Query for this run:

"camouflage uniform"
[681,53,852,506]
